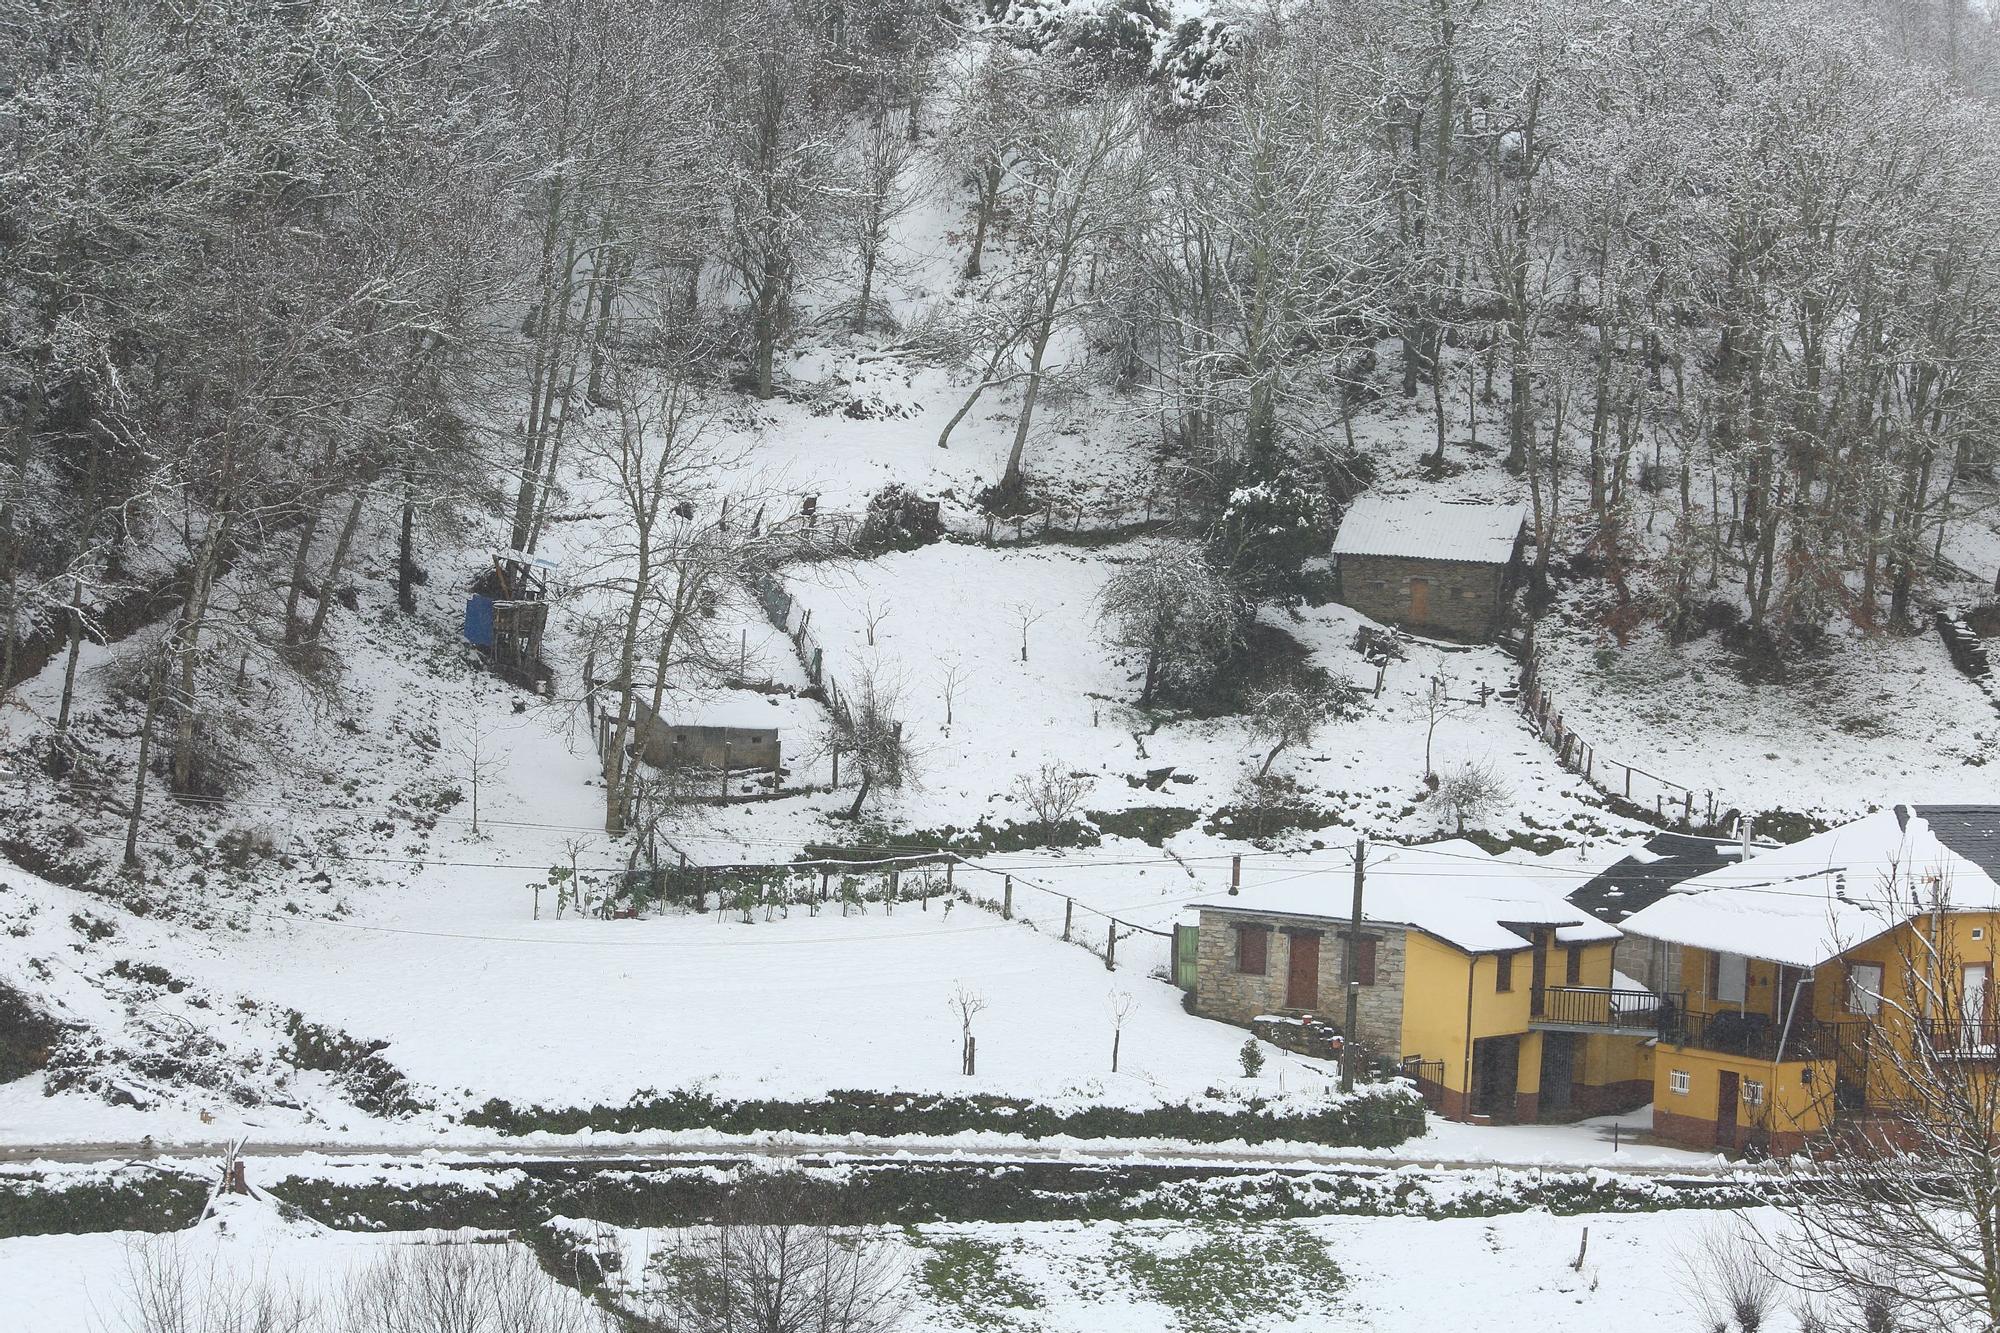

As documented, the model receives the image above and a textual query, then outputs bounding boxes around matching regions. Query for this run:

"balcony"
[1533,986,1679,1034]
[1924,1020,2000,1058]
[1659,1008,1860,1062]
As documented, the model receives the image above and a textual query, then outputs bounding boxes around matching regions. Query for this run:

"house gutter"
[1463,953,1478,1110]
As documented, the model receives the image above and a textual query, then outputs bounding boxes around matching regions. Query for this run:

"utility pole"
[1341,838,1367,1093]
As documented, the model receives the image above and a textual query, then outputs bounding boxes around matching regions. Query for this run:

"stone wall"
[1193,909,1407,1054]
[1336,553,1506,640]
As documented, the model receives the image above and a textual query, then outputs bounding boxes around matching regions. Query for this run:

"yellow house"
[1191,840,1657,1122]
[1622,804,2000,1154]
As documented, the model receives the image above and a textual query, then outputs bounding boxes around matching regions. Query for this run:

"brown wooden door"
[1285,931,1321,1009]
[1716,1071,1740,1150]
[1408,578,1431,622]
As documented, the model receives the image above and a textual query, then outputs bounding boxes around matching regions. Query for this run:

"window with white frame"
[1743,1079,1765,1107]
[1669,1069,1691,1095]
[1847,962,1884,1017]
[1714,952,1748,1004]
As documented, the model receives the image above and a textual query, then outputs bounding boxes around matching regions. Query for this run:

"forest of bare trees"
[3,0,1999,813]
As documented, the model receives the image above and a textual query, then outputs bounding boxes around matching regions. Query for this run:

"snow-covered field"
[5,1181,1763,1333]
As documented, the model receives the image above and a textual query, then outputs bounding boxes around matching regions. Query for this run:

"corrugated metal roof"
[1332,494,1525,564]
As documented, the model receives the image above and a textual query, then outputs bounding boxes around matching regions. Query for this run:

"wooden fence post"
[1624,766,1632,799]
[945,860,954,896]
[1063,898,1073,941]
[888,868,899,912]
[1002,876,1013,920]
[1106,921,1117,971]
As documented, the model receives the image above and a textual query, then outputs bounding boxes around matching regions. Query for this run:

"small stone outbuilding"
[1332,494,1525,639]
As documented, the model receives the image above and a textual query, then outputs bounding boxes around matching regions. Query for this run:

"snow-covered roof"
[621,678,788,732]
[1619,805,2000,969]
[1332,494,1525,565]
[1192,840,1619,954]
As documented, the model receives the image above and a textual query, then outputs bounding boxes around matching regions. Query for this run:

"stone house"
[1191,841,1651,1123]
[1332,494,1525,639]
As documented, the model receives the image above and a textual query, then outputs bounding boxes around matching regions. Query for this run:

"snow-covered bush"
[855,484,945,555]
[1151,18,1240,110]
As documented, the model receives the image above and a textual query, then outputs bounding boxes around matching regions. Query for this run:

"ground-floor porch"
[1409,1030,1652,1125]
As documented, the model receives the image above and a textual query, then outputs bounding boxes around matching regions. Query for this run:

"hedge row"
[461,1085,1428,1147]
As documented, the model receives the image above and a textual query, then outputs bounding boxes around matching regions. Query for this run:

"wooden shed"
[1332,495,1525,639]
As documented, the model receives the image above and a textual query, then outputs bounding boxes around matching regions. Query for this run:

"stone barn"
[1332,495,1525,639]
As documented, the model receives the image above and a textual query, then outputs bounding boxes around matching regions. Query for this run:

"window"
[1342,933,1378,987]
[1495,952,1514,993]
[1566,947,1582,986]
[1669,1069,1691,1096]
[1714,952,1748,1005]
[1976,928,1987,942]
[1237,926,1269,976]
[1846,962,1884,1017]
[1742,1080,1765,1107]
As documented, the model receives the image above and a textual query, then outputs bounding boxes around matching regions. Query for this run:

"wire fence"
[1517,654,1726,829]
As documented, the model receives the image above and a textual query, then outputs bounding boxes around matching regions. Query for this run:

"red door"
[1716,1071,1740,1151]
[1286,932,1321,1009]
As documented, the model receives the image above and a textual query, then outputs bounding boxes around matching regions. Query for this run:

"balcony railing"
[1924,1020,2000,1057]
[1660,1008,1860,1062]
[1535,986,1679,1032]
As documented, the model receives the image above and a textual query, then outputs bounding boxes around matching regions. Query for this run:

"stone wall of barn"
[1336,553,1506,639]
[1193,908,1407,1055]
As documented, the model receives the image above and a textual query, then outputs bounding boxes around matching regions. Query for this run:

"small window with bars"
[1669,1070,1691,1096]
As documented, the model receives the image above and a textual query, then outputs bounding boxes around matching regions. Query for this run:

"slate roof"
[1916,805,2000,885]
[1331,494,1526,565]
[1619,806,2000,969]
[1566,832,1755,925]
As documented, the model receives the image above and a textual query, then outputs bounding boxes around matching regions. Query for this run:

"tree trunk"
[124,650,169,869]
[305,488,365,644]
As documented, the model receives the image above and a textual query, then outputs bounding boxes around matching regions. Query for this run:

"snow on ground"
[576,1205,1764,1333]
[6,1192,598,1333]
[1534,618,1999,821]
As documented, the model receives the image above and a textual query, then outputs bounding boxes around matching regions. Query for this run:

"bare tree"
[1765,878,2000,1333]
[455,726,508,837]
[821,663,915,819]
[1008,602,1047,663]
[936,653,967,733]
[1678,1222,1782,1333]
[1010,761,1090,843]
[949,982,986,1076]
[1248,673,1365,778]
[1095,540,1239,706]
[1435,757,1508,833]
[840,103,921,333]
[1412,663,1470,780]
[1109,988,1135,1073]
[648,1175,908,1333]
[860,599,893,646]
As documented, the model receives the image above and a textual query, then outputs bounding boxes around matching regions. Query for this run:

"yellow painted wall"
[1399,931,1477,1096]
[1656,912,2000,1144]
[1397,933,1641,1102]
[1581,1030,1653,1089]
[1652,1042,1835,1140]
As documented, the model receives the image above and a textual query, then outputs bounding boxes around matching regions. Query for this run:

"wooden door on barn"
[1285,931,1321,1009]
[1408,578,1431,621]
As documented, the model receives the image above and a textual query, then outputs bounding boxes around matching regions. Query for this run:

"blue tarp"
[463,595,496,648]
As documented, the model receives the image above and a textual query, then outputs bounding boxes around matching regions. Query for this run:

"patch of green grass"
[1112,1224,1344,1333]
[918,1235,1042,1329]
